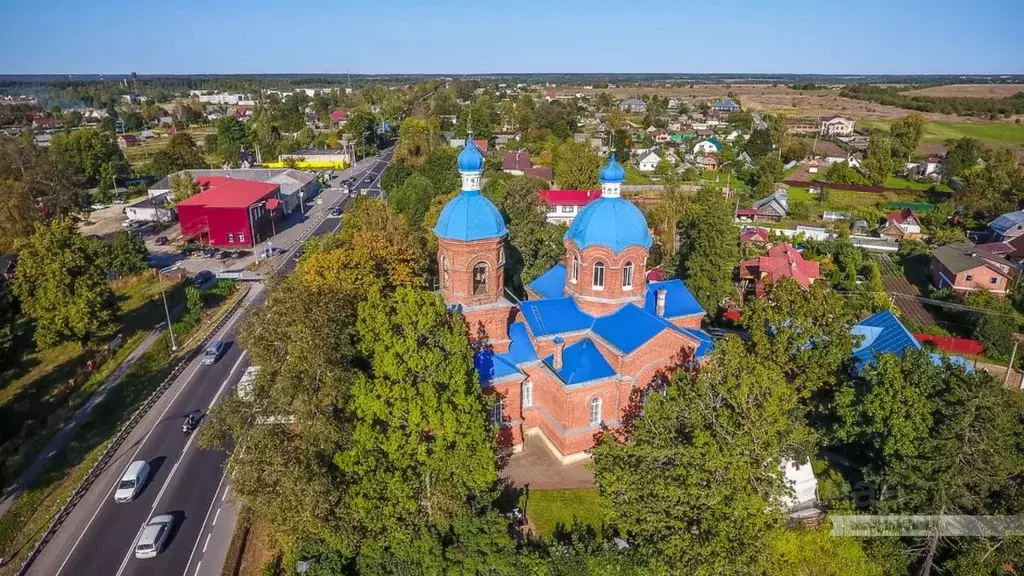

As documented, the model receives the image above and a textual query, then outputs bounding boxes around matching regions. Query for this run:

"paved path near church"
[0,329,163,518]
[503,434,596,490]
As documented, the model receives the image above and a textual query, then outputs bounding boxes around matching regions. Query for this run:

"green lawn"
[883,176,952,193]
[786,186,814,202]
[525,488,603,538]
[859,119,1024,147]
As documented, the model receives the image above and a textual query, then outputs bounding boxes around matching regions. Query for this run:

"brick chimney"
[553,336,565,370]
[655,288,667,317]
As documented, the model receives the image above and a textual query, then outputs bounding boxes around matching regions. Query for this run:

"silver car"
[134,514,174,559]
[202,340,226,365]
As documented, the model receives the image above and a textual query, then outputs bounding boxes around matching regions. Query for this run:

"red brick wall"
[563,241,648,316]
[438,236,505,307]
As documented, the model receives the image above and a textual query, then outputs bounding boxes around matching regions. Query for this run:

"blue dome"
[457,137,485,172]
[434,190,507,241]
[564,197,652,252]
[598,154,626,183]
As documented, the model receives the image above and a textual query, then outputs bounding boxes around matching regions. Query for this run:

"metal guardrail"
[16,286,252,575]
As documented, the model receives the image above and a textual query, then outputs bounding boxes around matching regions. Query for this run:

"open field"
[570,84,1022,124]
[122,126,217,168]
[900,84,1024,98]
[859,119,1024,147]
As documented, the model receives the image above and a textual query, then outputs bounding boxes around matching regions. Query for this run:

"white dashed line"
[203,533,211,553]
[212,507,221,526]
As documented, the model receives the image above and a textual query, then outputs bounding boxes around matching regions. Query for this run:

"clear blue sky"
[2,0,1022,75]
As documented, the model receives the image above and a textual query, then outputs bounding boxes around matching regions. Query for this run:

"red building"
[739,242,821,296]
[176,177,282,248]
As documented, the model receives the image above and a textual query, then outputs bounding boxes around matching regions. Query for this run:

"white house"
[779,459,819,511]
[637,151,661,172]
[820,116,855,137]
[826,154,862,169]
[125,194,174,223]
[725,130,741,142]
[693,140,719,155]
[539,189,602,225]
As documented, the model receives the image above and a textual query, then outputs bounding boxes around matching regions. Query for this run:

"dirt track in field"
[899,84,1024,98]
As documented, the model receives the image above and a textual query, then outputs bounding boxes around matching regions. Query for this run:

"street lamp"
[157,266,178,351]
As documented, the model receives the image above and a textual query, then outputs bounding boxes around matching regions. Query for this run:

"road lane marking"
[181,472,229,576]
[203,534,210,553]
[212,508,220,526]
[54,309,250,576]
[194,561,201,576]
[113,353,247,576]
[221,486,229,502]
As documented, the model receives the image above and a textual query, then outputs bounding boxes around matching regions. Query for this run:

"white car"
[114,460,150,503]
[134,514,174,559]
[90,203,107,211]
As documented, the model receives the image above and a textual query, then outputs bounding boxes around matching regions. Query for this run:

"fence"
[783,179,940,196]
[913,333,985,356]
[17,286,252,575]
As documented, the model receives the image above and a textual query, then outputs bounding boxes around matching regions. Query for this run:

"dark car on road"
[202,340,227,365]
[154,236,169,246]
[192,270,214,286]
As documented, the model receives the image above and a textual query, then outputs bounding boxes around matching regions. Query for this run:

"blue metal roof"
[988,211,1024,236]
[520,297,593,337]
[474,350,523,386]
[644,280,704,318]
[433,190,508,241]
[543,338,617,385]
[599,154,626,183]
[679,327,715,358]
[564,197,653,253]
[852,311,921,371]
[506,322,539,364]
[528,263,566,300]
[457,137,485,172]
[592,304,670,354]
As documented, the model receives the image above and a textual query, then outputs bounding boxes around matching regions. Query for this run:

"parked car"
[154,236,169,246]
[202,340,227,365]
[201,248,216,258]
[122,219,143,229]
[134,514,174,559]
[192,270,214,286]
[90,203,107,211]
[114,460,150,503]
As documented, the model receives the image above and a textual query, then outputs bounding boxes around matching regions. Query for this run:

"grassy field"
[123,126,217,168]
[525,488,603,538]
[859,119,1024,147]
[0,283,244,573]
[884,176,953,193]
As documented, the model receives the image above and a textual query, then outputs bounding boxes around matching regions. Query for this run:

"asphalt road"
[42,148,392,576]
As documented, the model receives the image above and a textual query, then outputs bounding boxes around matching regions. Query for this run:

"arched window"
[522,380,532,408]
[622,261,634,290]
[589,397,602,426]
[571,255,579,284]
[592,262,605,290]
[472,262,488,296]
[441,256,449,288]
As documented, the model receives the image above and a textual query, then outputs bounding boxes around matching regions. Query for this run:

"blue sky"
[2,0,1022,74]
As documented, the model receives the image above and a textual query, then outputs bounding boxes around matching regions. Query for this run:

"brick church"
[434,139,714,463]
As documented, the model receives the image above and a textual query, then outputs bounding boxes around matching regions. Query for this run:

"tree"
[483,174,564,293]
[943,137,983,179]
[862,135,897,186]
[754,155,784,195]
[593,337,814,574]
[889,113,927,161]
[675,186,739,311]
[761,527,900,576]
[0,136,85,250]
[0,277,20,369]
[170,172,200,203]
[554,140,601,190]
[49,128,129,188]
[823,160,865,185]
[781,140,809,164]
[146,133,207,177]
[102,230,149,277]
[390,173,436,230]
[335,286,498,542]
[380,162,413,195]
[963,290,1020,361]
[12,218,117,348]
[417,147,461,196]
[210,116,252,166]
[744,127,775,160]
[742,279,856,401]
[394,117,440,166]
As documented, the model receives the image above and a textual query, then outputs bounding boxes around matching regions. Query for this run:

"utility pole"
[158,267,178,351]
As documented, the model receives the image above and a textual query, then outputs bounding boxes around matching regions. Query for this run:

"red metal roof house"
[739,242,820,297]
[539,189,602,226]
[175,177,282,248]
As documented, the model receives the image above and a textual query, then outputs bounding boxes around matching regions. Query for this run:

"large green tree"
[593,337,814,575]
[101,230,149,278]
[49,128,129,190]
[862,135,897,186]
[145,132,207,177]
[13,218,117,348]
[335,286,498,543]
[207,116,252,167]
[888,113,927,162]
[742,279,855,402]
[554,140,601,190]
[675,186,739,312]
[390,172,436,230]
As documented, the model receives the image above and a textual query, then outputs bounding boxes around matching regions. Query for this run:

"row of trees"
[842,84,1024,118]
